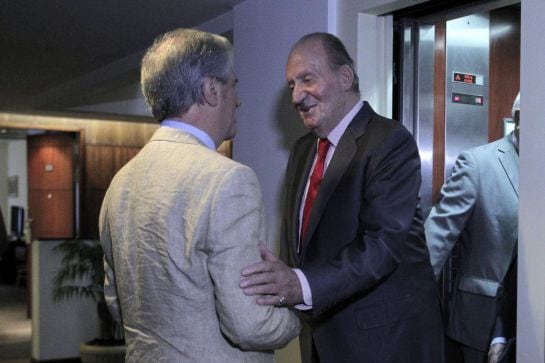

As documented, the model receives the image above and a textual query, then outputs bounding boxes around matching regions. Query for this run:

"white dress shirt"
[294,100,364,309]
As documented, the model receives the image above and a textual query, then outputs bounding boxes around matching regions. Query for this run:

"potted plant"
[53,239,125,363]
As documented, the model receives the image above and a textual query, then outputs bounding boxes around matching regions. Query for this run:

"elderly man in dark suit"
[240,32,443,363]
[425,93,520,363]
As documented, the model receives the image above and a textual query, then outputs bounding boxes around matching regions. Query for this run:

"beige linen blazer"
[99,127,300,362]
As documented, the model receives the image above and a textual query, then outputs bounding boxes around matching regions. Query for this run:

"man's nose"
[291,84,305,104]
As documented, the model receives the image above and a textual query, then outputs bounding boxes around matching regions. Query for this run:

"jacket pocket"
[458,275,499,297]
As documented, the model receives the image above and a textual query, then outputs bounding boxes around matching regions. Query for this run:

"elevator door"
[395,3,520,352]
[398,5,520,215]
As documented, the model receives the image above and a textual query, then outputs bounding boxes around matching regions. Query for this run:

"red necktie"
[300,138,331,243]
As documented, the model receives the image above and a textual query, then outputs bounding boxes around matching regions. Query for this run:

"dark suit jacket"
[280,102,444,363]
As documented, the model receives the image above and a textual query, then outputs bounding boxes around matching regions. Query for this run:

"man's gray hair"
[512,92,520,118]
[292,32,360,95]
[141,28,233,121]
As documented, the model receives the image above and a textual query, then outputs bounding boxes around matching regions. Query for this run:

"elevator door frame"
[394,0,520,326]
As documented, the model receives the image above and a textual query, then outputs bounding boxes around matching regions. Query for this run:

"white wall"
[32,241,99,360]
[518,0,545,360]
[233,0,329,248]
[357,14,393,117]
[7,140,28,223]
[233,1,329,361]
[0,139,28,239]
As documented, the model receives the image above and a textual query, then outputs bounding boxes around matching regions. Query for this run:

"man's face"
[285,41,350,138]
[219,71,240,141]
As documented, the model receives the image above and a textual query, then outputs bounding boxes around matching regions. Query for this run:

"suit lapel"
[300,103,373,255]
[289,137,317,256]
[497,134,519,198]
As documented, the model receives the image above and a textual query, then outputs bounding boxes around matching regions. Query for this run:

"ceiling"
[0,0,244,117]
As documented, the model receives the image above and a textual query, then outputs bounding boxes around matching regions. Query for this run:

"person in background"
[99,28,300,362]
[240,32,443,363]
[425,93,520,363]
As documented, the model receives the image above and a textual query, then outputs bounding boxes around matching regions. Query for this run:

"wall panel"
[0,113,158,239]
[489,6,520,141]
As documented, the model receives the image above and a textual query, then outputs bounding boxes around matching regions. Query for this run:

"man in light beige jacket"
[99,28,300,362]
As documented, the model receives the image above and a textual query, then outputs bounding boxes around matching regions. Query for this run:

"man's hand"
[240,242,303,306]
[488,342,505,363]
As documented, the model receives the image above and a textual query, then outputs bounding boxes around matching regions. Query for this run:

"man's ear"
[202,77,219,106]
[338,65,354,92]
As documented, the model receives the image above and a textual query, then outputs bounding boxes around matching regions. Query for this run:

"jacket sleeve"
[206,165,301,350]
[424,150,479,277]
[99,189,123,324]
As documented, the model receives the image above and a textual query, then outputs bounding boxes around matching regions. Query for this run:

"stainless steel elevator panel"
[445,14,490,178]
[401,23,415,133]
[416,25,436,216]
[400,21,436,216]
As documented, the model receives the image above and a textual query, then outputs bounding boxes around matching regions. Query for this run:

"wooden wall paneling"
[489,7,521,142]
[76,129,85,238]
[432,22,447,204]
[0,113,157,145]
[84,145,141,189]
[82,144,141,238]
[85,145,116,190]
[119,146,140,171]
[84,120,158,146]
[0,113,160,239]
[81,189,106,238]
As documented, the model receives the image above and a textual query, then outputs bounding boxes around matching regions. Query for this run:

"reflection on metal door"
[396,4,520,216]
[445,14,490,181]
[399,14,491,216]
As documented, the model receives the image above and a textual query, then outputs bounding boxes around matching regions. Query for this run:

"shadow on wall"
[271,81,306,363]
[274,87,308,153]
[272,86,309,246]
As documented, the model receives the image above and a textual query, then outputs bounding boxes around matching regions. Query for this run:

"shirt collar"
[160,119,216,150]
[325,100,363,146]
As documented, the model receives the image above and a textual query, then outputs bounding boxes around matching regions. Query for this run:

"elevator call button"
[453,72,483,85]
[452,92,484,106]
